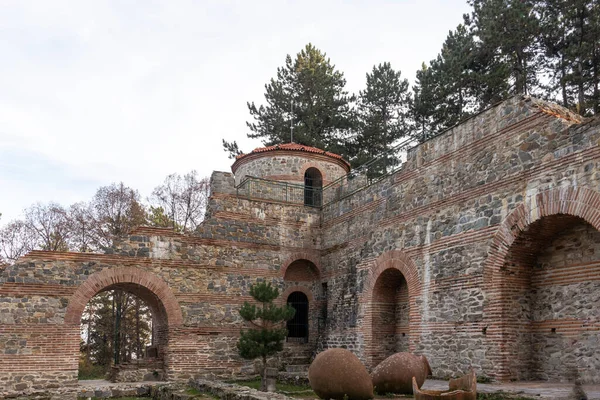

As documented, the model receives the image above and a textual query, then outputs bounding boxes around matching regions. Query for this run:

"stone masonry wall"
[0,169,325,394]
[2,96,600,395]
[529,220,600,382]
[318,96,600,381]
[233,152,348,186]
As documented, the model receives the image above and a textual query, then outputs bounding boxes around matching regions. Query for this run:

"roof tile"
[236,143,350,168]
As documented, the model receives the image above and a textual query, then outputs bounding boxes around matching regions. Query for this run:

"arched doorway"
[65,267,183,382]
[370,268,409,366]
[287,292,309,343]
[495,214,600,382]
[282,255,327,344]
[304,167,322,207]
[363,250,421,369]
[79,283,163,380]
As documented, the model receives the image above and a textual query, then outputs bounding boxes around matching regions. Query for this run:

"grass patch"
[113,398,148,400]
[78,363,107,380]
[187,387,203,395]
[186,387,220,399]
[230,378,260,390]
[229,378,315,397]
[477,375,493,384]
[89,398,148,400]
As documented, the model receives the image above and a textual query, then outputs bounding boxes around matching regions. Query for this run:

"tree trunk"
[515,47,526,95]
[578,61,586,115]
[136,299,142,359]
[261,355,268,392]
[560,55,568,108]
[577,6,587,115]
[593,37,599,114]
[86,302,93,364]
[113,291,121,365]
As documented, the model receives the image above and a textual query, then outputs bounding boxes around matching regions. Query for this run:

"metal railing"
[236,176,321,207]
[235,137,416,207]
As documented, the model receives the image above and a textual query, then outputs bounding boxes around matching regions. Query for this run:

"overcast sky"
[0,0,471,223]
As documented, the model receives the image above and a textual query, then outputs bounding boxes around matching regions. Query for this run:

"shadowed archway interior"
[304,167,323,207]
[371,268,409,366]
[287,291,309,342]
[500,214,600,383]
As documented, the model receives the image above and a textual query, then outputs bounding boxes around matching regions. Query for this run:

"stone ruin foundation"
[1,96,600,396]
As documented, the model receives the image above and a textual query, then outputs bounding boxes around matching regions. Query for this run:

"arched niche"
[304,167,323,207]
[484,187,600,383]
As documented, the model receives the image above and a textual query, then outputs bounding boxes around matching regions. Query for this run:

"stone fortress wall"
[1,96,600,395]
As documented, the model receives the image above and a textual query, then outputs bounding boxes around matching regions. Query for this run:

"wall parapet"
[210,171,236,195]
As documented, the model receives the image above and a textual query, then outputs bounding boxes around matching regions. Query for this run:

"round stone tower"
[231,143,351,186]
[231,143,351,207]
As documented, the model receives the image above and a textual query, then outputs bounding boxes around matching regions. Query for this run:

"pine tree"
[354,62,411,173]
[467,0,540,96]
[223,43,356,159]
[237,281,295,391]
[435,25,480,124]
[537,0,573,108]
[536,0,600,115]
[80,289,153,377]
[411,63,440,142]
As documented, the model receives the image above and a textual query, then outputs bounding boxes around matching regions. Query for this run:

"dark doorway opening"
[304,168,322,207]
[287,291,309,342]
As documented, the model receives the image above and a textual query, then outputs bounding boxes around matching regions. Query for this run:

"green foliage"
[78,359,107,380]
[411,63,440,142]
[81,290,152,369]
[467,0,540,96]
[237,281,295,391]
[353,62,411,171]
[146,206,178,229]
[224,43,356,159]
[249,281,281,303]
[237,282,295,360]
[90,398,149,400]
[230,379,313,395]
[222,139,242,159]
[537,0,600,115]
[223,10,599,161]
[410,0,599,141]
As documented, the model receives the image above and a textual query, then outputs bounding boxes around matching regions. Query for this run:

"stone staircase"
[279,342,313,383]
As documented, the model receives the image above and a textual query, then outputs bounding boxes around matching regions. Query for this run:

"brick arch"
[64,266,183,326]
[300,162,327,183]
[362,250,422,368]
[279,285,318,344]
[483,186,600,380]
[281,252,322,279]
[485,186,600,287]
[280,285,315,304]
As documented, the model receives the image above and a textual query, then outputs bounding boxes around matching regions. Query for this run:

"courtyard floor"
[77,379,600,399]
[423,378,600,399]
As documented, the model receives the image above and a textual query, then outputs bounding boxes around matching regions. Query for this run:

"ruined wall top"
[231,143,351,186]
[404,96,584,169]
